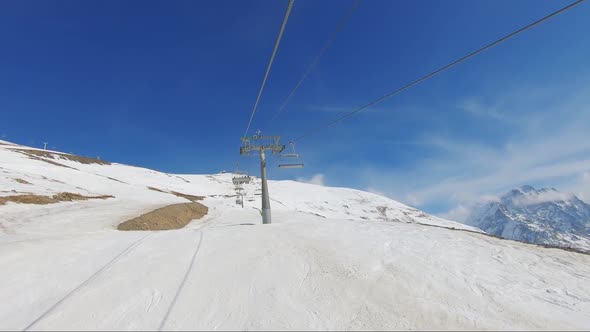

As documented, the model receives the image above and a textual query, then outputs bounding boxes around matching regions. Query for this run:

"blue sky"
[1,0,589,219]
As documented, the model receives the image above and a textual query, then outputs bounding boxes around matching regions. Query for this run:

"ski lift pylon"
[278,142,304,169]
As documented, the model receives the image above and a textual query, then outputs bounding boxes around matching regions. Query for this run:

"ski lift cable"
[243,0,295,139]
[234,0,293,175]
[269,0,362,123]
[289,0,586,143]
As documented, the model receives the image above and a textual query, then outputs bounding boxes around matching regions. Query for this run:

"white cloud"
[512,190,574,207]
[358,81,590,218]
[439,204,471,223]
[567,172,590,203]
[581,173,590,202]
[296,173,326,186]
[458,98,507,122]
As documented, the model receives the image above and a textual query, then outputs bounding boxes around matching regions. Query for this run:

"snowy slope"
[1,142,590,330]
[0,141,478,236]
[465,185,590,253]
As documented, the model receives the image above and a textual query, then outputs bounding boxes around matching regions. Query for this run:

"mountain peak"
[505,185,537,198]
[519,185,536,193]
[465,186,590,252]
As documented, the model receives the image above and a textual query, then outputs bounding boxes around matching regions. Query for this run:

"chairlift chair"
[232,162,252,185]
[278,142,304,169]
[233,175,251,185]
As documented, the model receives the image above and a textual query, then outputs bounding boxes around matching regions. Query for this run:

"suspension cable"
[243,0,294,139]
[270,0,362,122]
[291,0,585,143]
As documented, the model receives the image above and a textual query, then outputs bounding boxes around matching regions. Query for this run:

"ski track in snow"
[158,230,204,331]
[23,234,151,331]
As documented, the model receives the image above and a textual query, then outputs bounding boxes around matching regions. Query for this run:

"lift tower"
[240,132,285,224]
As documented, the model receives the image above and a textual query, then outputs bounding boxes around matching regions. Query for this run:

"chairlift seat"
[277,141,305,169]
[278,163,304,169]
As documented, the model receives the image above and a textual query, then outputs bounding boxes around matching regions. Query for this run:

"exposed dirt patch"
[14,178,32,185]
[174,175,190,183]
[52,192,113,201]
[147,187,204,202]
[117,202,208,231]
[0,192,114,206]
[171,191,204,202]
[15,149,110,166]
[147,186,167,193]
[107,176,126,184]
[19,153,74,168]
[0,195,56,205]
[376,206,388,218]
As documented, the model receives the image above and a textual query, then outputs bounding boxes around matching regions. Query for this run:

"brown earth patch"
[147,187,204,202]
[147,186,167,193]
[171,191,204,202]
[117,202,208,231]
[0,192,114,206]
[14,150,74,169]
[52,192,113,201]
[14,178,32,185]
[15,149,110,166]
[107,176,126,183]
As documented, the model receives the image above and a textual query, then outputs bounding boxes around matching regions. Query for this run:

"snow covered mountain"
[465,185,590,253]
[1,140,590,330]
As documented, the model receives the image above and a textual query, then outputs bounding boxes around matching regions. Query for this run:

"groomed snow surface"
[1,141,589,330]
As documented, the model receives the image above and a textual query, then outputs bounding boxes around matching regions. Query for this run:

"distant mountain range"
[464,185,590,253]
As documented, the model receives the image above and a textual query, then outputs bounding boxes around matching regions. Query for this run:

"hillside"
[465,185,590,253]
[1,140,589,330]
